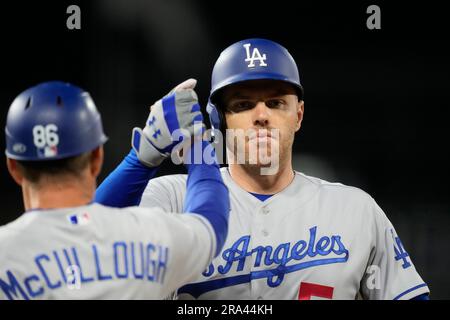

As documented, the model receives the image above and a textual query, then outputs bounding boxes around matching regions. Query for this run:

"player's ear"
[6,158,23,186]
[295,100,304,132]
[89,146,104,178]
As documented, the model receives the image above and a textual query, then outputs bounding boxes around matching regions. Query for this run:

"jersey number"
[33,124,59,148]
[298,282,334,300]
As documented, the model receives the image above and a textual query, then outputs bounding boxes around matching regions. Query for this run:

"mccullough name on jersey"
[0,241,169,300]
[179,226,349,297]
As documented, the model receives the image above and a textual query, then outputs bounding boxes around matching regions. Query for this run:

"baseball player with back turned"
[1,80,229,299]
[95,38,430,300]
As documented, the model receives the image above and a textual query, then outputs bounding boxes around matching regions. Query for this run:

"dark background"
[1,0,449,298]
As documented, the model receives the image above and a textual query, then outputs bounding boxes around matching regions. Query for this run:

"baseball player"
[95,39,430,300]
[1,80,229,299]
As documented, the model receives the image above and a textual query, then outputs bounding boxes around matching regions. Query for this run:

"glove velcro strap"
[131,128,168,167]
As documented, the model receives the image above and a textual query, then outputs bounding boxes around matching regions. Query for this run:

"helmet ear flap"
[206,99,228,165]
[206,99,222,143]
[206,100,220,131]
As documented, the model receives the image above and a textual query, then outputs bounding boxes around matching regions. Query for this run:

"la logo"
[243,43,268,68]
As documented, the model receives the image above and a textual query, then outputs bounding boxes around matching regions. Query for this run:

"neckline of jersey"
[23,201,95,214]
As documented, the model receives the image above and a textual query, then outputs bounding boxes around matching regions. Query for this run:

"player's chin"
[245,160,278,168]
[242,159,281,175]
[247,137,277,150]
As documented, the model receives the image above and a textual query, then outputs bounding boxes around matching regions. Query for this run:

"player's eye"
[265,99,285,109]
[227,100,255,113]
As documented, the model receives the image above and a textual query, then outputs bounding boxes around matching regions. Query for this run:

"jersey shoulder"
[0,215,29,253]
[294,171,377,207]
[147,168,229,187]
[147,173,188,187]
[145,168,230,190]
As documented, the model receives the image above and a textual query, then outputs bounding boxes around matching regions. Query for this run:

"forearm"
[184,141,230,257]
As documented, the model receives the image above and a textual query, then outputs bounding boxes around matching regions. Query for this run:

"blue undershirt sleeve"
[410,293,430,300]
[183,140,230,257]
[95,149,158,207]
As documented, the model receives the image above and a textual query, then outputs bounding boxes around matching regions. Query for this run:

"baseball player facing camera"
[1,81,229,299]
[95,38,429,300]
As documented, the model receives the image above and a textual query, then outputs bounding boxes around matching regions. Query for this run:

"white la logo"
[243,43,268,68]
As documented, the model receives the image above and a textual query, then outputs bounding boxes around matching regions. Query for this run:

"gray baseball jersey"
[140,168,429,300]
[0,203,215,300]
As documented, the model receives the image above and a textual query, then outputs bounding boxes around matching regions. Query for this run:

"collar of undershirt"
[248,192,274,202]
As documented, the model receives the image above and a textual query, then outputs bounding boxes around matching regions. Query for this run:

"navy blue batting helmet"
[207,38,304,134]
[5,81,108,161]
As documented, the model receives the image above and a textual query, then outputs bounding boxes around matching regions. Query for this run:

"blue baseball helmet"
[207,38,304,134]
[5,81,108,161]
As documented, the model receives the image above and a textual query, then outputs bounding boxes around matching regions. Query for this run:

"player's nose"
[252,101,270,127]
